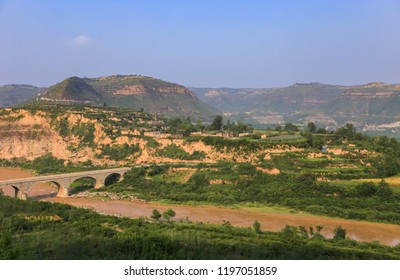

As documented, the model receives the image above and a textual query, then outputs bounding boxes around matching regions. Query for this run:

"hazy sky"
[1,0,399,87]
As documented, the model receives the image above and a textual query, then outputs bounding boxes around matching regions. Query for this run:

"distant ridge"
[0,84,45,107]
[36,75,219,120]
[191,81,400,137]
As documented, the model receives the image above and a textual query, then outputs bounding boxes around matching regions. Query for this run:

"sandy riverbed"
[1,167,400,245]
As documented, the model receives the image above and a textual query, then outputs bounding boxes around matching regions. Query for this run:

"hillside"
[253,83,346,113]
[192,83,345,114]
[3,104,400,257]
[325,82,400,118]
[191,87,274,112]
[0,84,45,107]
[37,75,219,120]
[192,82,400,137]
[39,76,102,103]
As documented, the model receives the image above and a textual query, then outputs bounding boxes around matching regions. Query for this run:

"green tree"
[211,115,223,131]
[162,208,176,222]
[316,127,328,134]
[0,230,19,259]
[167,118,194,137]
[376,179,393,199]
[333,226,347,240]
[335,123,362,141]
[284,123,299,132]
[307,122,317,133]
[195,120,205,132]
[151,209,162,221]
[253,220,261,234]
[58,118,69,137]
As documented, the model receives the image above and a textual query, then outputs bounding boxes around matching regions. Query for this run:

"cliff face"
[0,108,147,165]
[0,106,286,167]
[113,85,147,95]
[0,110,70,160]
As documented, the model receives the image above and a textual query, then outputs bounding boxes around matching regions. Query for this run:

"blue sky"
[0,0,399,87]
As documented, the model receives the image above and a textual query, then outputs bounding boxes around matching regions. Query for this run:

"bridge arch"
[48,180,71,197]
[11,185,20,198]
[70,176,97,194]
[0,185,19,198]
[104,172,123,186]
[7,185,27,200]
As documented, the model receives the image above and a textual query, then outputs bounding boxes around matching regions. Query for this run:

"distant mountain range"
[3,77,400,137]
[31,75,219,120]
[0,84,46,107]
[191,82,400,137]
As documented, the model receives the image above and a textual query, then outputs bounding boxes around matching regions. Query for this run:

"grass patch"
[354,176,400,187]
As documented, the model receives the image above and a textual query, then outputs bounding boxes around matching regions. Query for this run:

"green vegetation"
[71,123,96,146]
[1,195,400,260]
[166,118,195,137]
[193,82,400,138]
[157,144,205,160]
[210,115,223,131]
[0,84,45,107]
[70,177,96,194]
[162,208,176,222]
[0,154,97,175]
[3,103,400,260]
[41,76,101,102]
[151,209,162,221]
[103,156,400,224]
[36,75,219,120]
[100,144,140,161]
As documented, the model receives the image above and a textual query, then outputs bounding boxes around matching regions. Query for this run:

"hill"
[192,82,400,137]
[3,104,400,257]
[0,84,45,107]
[37,75,219,120]
[192,83,346,114]
[39,76,102,104]
[191,87,274,112]
[324,82,400,118]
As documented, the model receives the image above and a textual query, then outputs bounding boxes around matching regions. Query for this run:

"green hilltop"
[37,75,219,120]
[40,76,102,102]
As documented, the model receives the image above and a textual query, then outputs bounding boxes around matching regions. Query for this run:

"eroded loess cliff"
[0,106,279,166]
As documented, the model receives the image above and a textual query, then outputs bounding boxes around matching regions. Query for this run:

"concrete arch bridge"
[0,167,130,200]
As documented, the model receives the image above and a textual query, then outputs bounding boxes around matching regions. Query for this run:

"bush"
[100,144,140,161]
[162,208,176,222]
[28,153,66,174]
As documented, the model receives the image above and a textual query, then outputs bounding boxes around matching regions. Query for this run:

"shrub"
[162,208,176,222]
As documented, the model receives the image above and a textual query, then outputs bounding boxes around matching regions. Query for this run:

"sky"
[0,0,399,88]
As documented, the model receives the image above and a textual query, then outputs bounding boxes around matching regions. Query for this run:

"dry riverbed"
[1,167,400,246]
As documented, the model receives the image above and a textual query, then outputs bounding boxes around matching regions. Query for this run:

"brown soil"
[41,197,400,245]
[2,167,400,246]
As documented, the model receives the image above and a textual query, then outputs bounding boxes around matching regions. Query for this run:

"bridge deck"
[0,167,131,186]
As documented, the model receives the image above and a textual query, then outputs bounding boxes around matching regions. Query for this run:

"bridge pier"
[53,179,72,198]
[16,189,27,200]
[57,186,71,197]
[94,177,106,189]
[10,183,29,200]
